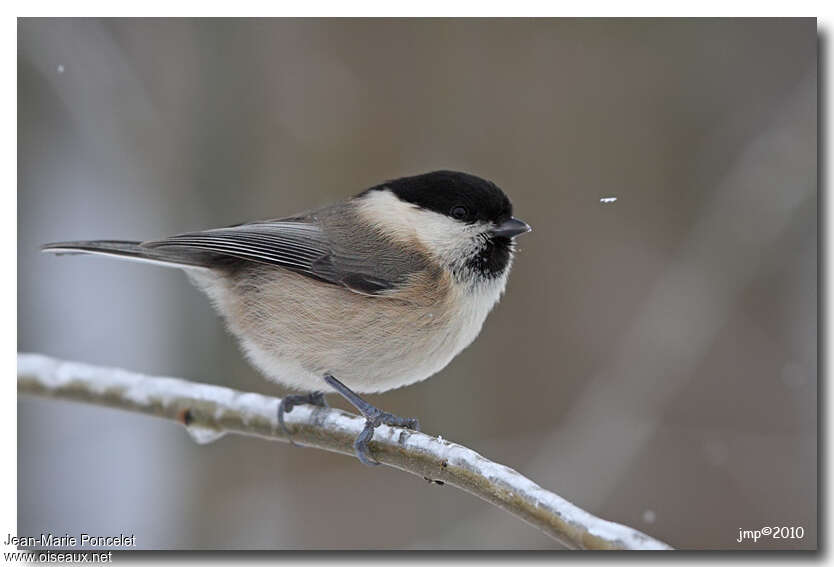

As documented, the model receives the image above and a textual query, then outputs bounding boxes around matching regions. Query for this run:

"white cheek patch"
[357,189,490,267]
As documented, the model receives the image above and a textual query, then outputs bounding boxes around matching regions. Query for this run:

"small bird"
[43,170,531,465]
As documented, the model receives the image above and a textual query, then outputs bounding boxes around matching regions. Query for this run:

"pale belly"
[187,266,507,394]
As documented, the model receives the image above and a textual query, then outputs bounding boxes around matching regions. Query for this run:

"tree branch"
[17,353,672,550]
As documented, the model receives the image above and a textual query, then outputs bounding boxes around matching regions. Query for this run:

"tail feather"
[41,240,214,270]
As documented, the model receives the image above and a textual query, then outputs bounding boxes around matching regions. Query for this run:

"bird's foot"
[278,391,328,446]
[354,409,421,466]
[324,374,420,466]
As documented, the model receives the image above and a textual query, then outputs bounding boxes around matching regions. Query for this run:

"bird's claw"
[353,409,421,466]
[278,391,328,446]
[322,374,421,466]
[354,420,380,466]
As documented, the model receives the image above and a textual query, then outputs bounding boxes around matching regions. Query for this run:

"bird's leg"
[278,391,328,446]
[323,374,420,466]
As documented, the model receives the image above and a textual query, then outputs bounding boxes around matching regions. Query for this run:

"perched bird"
[43,170,531,465]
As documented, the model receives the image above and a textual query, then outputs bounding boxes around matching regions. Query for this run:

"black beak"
[491,217,532,238]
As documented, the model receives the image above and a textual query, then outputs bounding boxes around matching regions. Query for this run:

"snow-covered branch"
[17,352,671,551]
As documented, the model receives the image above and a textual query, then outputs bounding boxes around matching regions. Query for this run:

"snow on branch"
[17,352,671,551]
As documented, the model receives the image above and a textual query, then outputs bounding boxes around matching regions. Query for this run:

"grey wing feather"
[143,219,401,295]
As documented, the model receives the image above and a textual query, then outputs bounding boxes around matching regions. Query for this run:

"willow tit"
[43,170,531,465]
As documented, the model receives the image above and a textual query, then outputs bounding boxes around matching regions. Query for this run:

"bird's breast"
[190,264,508,394]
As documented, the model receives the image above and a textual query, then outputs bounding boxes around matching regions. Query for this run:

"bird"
[42,170,531,465]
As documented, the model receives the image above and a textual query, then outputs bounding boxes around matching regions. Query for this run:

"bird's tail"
[41,240,215,270]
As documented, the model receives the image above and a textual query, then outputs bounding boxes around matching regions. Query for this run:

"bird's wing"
[142,219,401,296]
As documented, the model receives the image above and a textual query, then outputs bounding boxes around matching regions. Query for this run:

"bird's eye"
[450,205,469,220]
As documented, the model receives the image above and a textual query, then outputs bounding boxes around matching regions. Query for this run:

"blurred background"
[17,18,816,549]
